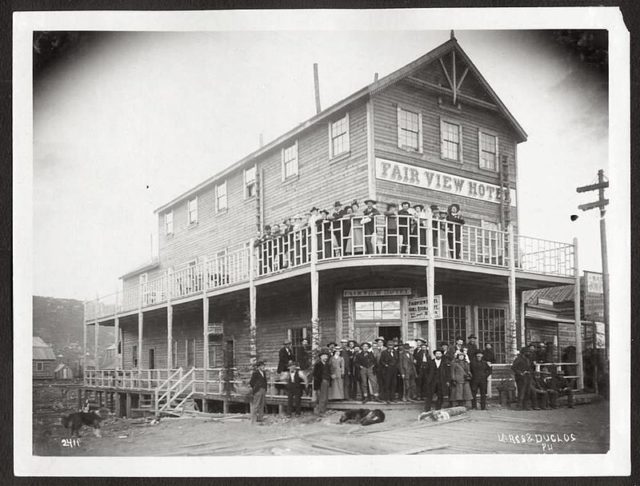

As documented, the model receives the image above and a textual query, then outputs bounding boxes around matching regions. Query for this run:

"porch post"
[94,319,100,366]
[573,237,584,390]
[519,291,526,349]
[114,289,121,369]
[167,305,173,369]
[310,220,320,362]
[138,311,143,369]
[203,295,210,369]
[249,239,257,361]
[114,317,120,369]
[507,224,518,361]
[167,269,173,370]
[426,208,436,354]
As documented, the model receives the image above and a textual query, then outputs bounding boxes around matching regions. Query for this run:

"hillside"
[32,296,114,371]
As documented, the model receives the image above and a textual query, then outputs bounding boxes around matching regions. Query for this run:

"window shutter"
[458,124,464,162]
[439,118,446,159]
[397,106,402,149]
[344,113,350,153]
[417,112,423,153]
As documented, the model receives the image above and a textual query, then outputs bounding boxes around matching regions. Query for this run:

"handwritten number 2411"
[61,438,81,448]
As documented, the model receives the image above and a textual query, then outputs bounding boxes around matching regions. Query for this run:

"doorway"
[148,348,155,369]
[378,325,402,343]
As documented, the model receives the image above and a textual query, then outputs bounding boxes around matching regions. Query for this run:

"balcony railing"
[85,215,575,321]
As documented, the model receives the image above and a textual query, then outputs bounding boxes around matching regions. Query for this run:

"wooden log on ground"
[395,444,450,454]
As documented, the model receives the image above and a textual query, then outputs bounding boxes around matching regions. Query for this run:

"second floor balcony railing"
[85,215,576,321]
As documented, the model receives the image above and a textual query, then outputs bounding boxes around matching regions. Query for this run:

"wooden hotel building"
[82,35,583,416]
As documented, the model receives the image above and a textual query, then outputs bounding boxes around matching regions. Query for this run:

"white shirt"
[435,359,442,368]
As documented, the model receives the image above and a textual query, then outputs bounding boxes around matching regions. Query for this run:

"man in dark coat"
[414,340,430,400]
[543,367,575,409]
[511,347,534,410]
[284,362,307,417]
[379,339,399,403]
[469,350,492,410]
[398,201,412,254]
[277,339,295,395]
[249,361,268,424]
[339,339,354,400]
[362,199,380,254]
[383,203,400,254]
[355,342,379,403]
[482,343,496,364]
[466,335,479,358]
[399,343,418,401]
[424,349,450,411]
[445,203,465,259]
[313,350,332,415]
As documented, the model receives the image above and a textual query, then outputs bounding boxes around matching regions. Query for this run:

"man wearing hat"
[470,350,492,410]
[398,201,412,254]
[355,341,379,403]
[330,201,345,256]
[446,203,465,259]
[285,361,307,417]
[277,339,295,395]
[511,347,534,410]
[414,339,430,400]
[399,343,418,402]
[383,203,400,254]
[467,335,479,358]
[341,339,359,400]
[249,361,268,424]
[316,209,333,258]
[424,349,450,411]
[372,337,386,394]
[380,339,400,403]
[362,199,380,254]
[313,350,332,415]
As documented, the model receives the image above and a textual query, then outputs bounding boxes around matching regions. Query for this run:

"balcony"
[85,215,575,322]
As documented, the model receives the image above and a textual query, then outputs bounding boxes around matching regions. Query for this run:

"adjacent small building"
[54,363,74,380]
[33,336,56,380]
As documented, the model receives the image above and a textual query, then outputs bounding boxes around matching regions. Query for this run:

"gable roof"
[154,36,527,214]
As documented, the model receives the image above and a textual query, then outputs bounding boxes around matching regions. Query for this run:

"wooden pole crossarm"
[439,57,454,93]
[456,67,469,91]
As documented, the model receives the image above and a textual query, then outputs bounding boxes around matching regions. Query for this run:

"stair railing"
[154,367,183,415]
[156,367,196,414]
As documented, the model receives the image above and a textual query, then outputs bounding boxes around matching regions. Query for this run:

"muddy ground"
[33,383,609,456]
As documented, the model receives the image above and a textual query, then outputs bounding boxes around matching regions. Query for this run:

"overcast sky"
[32,29,609,300]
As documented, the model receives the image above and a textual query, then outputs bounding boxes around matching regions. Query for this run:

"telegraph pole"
[576,169,609,362]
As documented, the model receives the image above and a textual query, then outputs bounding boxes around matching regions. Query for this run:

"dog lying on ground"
[339,408,385,426]
[62,410,103,437]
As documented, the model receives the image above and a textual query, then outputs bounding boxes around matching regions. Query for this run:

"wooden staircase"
[153,367,197,417]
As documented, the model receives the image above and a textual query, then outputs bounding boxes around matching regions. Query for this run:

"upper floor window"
[329,113,350,158]
[397,107,422,152]
[440,119,463,162]
[188,197,198,224]
[216,181,227,212]
[282,142,298,180]
[244,166,257,198]
[165,211,173,235]
[36,362,44,371]
[478,131,498,171]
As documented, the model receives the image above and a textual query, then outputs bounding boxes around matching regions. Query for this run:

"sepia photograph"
[14,7,630,477]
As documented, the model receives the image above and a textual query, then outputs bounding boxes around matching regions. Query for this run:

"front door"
[354,299,403,343]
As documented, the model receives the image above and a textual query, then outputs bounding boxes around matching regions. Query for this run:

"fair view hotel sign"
[376,158,517,206]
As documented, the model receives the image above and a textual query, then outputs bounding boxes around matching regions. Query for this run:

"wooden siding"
[33,360,56,380]
[372,80,519,227]
[260,102,369,227]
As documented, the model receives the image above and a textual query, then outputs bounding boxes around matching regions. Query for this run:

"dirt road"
[34,397,609,456]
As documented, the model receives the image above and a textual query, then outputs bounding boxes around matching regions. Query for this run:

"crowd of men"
[254,200,467,272]
[248,336,576,423]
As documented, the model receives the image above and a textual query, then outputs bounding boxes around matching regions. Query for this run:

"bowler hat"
[401,201,411,207]
[374,336,385,343]
[310,207,319,212]
[430,205,440,212]
[467,335,477,340]
[415,338,426,344]
[403,343,411,349]
[320,209,329,215]
[433,349,443,356]
[360,342,371,348]
[327,341,337,347]
[364,199,377,205]
[334,201,342,207]
[347,339,357,345]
